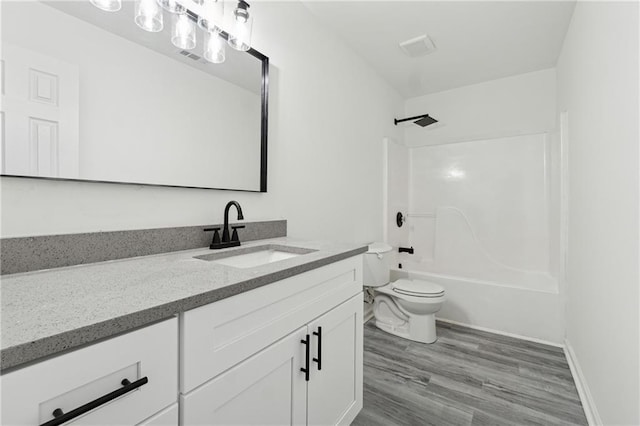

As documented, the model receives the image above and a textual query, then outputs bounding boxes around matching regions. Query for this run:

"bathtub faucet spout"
[399,246,414,254]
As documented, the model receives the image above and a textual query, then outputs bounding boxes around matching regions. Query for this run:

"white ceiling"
[302,1,576,99]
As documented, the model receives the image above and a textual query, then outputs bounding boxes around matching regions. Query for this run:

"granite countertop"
[1,238,367,372]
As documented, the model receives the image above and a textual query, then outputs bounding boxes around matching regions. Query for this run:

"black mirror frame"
[1,24,269,193]
[250,47,269,193]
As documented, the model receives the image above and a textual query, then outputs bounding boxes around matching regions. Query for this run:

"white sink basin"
[194,245,316,269]
[213,249,300,268]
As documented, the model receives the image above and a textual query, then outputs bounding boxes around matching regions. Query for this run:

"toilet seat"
[392,279,444,298]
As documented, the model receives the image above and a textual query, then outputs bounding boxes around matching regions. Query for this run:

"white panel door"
[181,326,308,426]
[0,43,79,177]
[307,293,363,426]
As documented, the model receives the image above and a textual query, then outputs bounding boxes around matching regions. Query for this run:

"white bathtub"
[389,267,564,345]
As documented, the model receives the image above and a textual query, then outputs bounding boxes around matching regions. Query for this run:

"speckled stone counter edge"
[0,220,286,275]
[0,245,367,372]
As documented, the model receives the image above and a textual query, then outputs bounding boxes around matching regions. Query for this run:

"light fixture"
[204,30,226,63]
[228,0,252,52]
[90,0,121,12]
[157,0,185,14]
[90,0,256,64]
[172,13,196,50]
[135,0,163,32]
[197,0,224,33]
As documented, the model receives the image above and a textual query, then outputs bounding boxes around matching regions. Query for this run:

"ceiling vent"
[178,50,202,61]
[399,35,437,57]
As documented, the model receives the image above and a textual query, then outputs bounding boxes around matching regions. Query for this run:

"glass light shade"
[204,30,226,63]
[156,0,185,14]
[90,0,121,12]
[135,0,163,32]
[227,11,252,51]
[197,0,224,32]
[171,14,196,50]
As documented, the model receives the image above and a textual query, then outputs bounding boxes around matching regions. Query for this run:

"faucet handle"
[231,225,245,243]
[204,227,221,245]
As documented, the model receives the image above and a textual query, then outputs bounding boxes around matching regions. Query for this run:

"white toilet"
[364,242,445,343]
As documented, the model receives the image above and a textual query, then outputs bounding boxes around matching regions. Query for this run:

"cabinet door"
[307,293,363,426]
[181,326,308,426]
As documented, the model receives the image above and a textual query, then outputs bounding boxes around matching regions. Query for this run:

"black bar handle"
[40,377,149,426]
[300,334,310,381]
[313,326,322,371]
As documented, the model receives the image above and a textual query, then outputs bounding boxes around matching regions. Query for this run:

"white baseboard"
[436,317,564,348]
[564,339,602,426]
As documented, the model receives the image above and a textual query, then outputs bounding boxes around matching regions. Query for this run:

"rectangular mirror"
[0,0,268,192]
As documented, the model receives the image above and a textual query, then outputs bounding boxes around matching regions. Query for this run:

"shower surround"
[384,133,563,343]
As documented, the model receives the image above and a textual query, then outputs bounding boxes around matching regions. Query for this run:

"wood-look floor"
[352,320,587,426]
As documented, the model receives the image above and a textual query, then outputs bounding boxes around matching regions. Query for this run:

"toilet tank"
[363,242,393,287]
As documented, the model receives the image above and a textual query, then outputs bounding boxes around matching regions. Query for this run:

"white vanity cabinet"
[1,253,364,426]
[180,256,364,425]
[1,318,179,426]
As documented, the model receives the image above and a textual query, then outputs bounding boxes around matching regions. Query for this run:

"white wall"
[404,68,556,147]
[0,2,403,242]
[556,2,639,425]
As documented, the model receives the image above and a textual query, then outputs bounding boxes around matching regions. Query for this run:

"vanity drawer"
[1,318,178,426]
[180,255,363,392]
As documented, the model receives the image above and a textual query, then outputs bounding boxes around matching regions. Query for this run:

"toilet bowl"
[364,243,445,343]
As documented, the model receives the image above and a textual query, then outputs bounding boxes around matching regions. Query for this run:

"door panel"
[0,43,79,177]
[307,293,363,426]
[181,326,307,426]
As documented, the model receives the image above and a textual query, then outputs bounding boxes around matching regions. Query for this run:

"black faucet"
[206,200,245,250]
[222,201,244,243]
[398,246,414,254]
